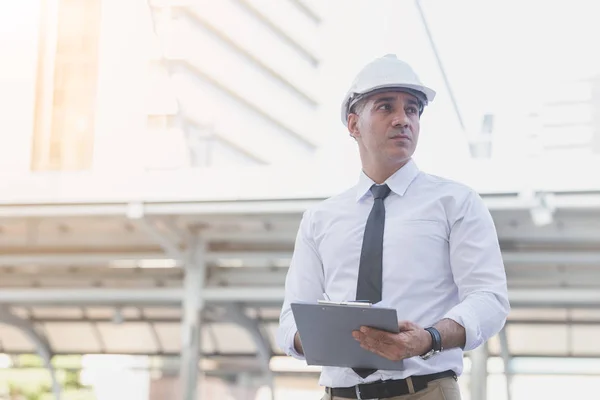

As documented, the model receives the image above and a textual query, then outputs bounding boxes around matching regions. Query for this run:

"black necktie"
[353,183,391,378]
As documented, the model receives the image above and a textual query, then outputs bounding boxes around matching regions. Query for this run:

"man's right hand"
[294,332,304,355]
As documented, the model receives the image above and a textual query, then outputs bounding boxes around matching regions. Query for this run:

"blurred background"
[0,0,600,399]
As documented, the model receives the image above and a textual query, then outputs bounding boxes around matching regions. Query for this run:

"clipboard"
[290,302,406,371]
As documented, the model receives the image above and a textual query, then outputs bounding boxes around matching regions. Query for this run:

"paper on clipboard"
[316,299,372,307]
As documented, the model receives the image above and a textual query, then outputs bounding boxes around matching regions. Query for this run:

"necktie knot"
[370,184,391,200]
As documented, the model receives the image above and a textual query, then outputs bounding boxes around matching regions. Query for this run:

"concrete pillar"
[180,235,206,400]
[470,342,489,400]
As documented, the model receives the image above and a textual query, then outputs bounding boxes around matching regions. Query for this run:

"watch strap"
[424,327,442,352]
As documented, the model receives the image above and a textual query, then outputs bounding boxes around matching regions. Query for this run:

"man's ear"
[347,113,360,139]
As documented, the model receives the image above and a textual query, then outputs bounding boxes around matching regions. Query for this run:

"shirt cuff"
[443,304,482,352]
[285,325,306,360]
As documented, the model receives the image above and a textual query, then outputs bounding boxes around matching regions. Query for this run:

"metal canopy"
[0,306,280,359]
[1,163,600,373]
[1,304,600,358]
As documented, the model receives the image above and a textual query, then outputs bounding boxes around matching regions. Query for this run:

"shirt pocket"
[383,219,452,299]
[388,219,448,241]
[384,219,449,268]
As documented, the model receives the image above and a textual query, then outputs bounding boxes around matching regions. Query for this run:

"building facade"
[0,0,324,173]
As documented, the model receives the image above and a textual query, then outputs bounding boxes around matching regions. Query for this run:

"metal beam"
[0,266,287,287]
[414,0,466,133]
[1,190,600,220]
[503,252,600,265]
[207,267,287,286]
[6,249,600,267]
[0,288,183,305]
[3,351,600,375]
[203,230,297,243]
[7,264,600,290]
[0,251,167,265]
[0,287,278,305]
[505,274,600,288]
[0,306,62,399]
[498,228,600,244]
[0,266,182,278]
[0,349,266,358]
[208,251,292,262]
[22,312,600,326]
[0,266,600,296]
[0,204,128,218]
[141,308,165,355]
[8,264,600,290]
[0,287,599,307]
[0,251,292,266]
[160,218,187,246]
[0,199,311,218]
[132,216,184,262]
[506,319,600,326]
[509,288,600,307]
[26,315,600,326]
[202,287,284,303]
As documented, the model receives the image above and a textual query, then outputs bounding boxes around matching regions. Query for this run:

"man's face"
[348,91,421,166]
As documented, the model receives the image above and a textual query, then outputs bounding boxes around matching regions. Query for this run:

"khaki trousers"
[321,376,461,400]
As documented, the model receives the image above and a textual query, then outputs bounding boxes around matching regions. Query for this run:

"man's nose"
[391,110,410,127]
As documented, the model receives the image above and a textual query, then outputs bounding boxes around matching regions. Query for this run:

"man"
[277,54,510,400]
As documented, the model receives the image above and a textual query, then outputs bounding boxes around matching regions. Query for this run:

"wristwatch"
[420,327,442,360]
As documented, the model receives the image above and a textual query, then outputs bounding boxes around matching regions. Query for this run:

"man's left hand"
[352,320,432,361]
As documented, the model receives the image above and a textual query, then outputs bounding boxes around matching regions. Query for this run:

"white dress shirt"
[277,159,510,388]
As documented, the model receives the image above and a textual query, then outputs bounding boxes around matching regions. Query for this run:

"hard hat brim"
[341,84,436,127]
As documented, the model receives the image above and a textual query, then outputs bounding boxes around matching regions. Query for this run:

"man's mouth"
[390,135,410,141]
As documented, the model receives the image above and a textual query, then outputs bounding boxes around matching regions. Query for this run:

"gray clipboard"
[291,302,406,371]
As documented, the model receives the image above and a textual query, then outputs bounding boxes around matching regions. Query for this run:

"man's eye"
[377,104,391,111]
[406,107,418,114]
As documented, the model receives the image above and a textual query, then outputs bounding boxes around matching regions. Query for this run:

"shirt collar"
[355,158,421,202]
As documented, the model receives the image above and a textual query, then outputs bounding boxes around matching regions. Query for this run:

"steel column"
[469,342,489,400]
[180,235,206,400]
[498,328,513,400]
[225,304,275,400]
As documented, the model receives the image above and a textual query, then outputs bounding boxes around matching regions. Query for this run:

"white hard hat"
[340,54,436,126]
